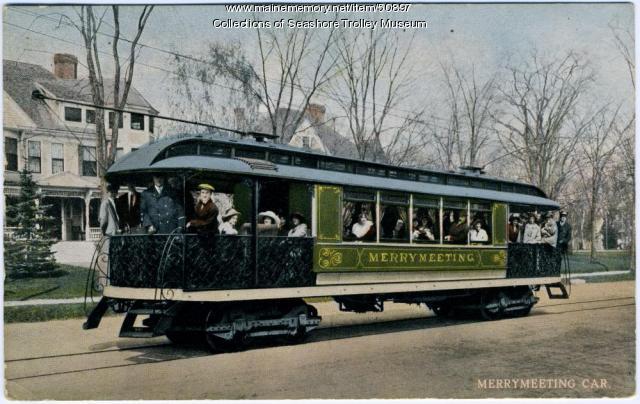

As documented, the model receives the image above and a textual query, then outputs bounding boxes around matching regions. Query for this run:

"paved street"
[4,281,635,399]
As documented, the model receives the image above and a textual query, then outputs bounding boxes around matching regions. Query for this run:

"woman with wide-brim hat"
[186,183,219,234]
[288,212,308,237]
[219,208,240,235]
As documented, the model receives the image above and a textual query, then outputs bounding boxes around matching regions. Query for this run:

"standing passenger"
[541,213,558,247]
[186,183,219,234]
[116,183,141,232]
[140,175,185,234]
[556,211,572,253]
[99,184,120,236]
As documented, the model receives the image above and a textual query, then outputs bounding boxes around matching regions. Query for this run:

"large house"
[3,54,158,241]
[252,103,386,162]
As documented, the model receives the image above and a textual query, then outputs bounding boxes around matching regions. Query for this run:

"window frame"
[108,112,124,129]
[85,109,96,124]
[64,107,82,123]
[27,140,41,173]
[80,146,97,177]
[5,137,18,171]
[130,113,145,131]
[51,143,64,174]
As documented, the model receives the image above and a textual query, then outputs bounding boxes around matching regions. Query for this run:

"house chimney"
[233,107,246,131]
[305,103,326,124]
[53,53,78,80]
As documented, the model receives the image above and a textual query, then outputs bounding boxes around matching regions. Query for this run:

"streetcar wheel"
[431,304,452,317]
[479,290,505,320]
[204,308,240,353]
[282,303,312,344]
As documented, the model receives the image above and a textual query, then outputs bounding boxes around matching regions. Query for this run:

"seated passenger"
[444,212,468,243]
[288,212,308,237]
[508,215,522,243]
[219,208,240,235]
[186,183,219,234]
[469,220,489,243]
[258,211,281,236]
[352,212,375,241]
[523,214,542,244]
[392,219,406,239]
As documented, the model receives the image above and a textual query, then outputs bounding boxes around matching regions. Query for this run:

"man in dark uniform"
[140,175,185,234]
[556,211,572,254]
[116,182,141,232]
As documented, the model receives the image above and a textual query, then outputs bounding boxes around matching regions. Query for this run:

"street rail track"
[5,295,635,382]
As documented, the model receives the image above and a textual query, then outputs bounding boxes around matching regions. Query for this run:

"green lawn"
[4,264,94,301]
[4,302,115,323]
[567,250,633,273]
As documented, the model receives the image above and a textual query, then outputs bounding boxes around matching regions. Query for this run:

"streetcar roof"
[107,134,559,209]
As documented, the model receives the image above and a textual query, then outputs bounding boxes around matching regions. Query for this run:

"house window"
[51,143,64,174]
[64,107,82,122]
[86,109,96,124]
[27,141,41,173]
[131,113,145,130]
[108,112,123,129]
[302,136,310,148]
[80,146,97,176]
[149,116,154,133]
[5,137,18,171]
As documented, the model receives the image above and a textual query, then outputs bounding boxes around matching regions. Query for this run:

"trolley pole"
[252,179,259,287]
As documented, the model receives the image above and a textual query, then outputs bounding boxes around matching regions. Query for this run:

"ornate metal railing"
[108,234,315,291]
[506,243,561,278]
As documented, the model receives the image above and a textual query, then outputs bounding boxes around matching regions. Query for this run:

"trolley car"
[84,133,568,351]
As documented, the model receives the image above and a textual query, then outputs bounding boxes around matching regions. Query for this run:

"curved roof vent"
[458,166,485,176]
[234,157,277,171]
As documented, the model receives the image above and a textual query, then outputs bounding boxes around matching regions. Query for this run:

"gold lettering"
[437,253,444,262]
[381,253,389,263]
[467,253,475,262]
[429,253,436,262]
[400,253,408,263]
[420,254,428,263]
[390,253,399,263]
[458,254,466,262]
[409,253,417,263]
[368,253,378,263]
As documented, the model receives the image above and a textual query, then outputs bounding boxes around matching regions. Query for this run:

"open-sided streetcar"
[83,134,569,352]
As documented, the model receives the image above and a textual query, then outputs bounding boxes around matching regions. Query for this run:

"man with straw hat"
[186,183,219,234]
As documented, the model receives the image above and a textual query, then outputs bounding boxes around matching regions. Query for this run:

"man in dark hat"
[288,212,308,237]
[99,183,120,236]
[556,211,572,254]
[140,174,185,234]
[186,183,219,234]
[116,182,141,232]
[508,214,522,243]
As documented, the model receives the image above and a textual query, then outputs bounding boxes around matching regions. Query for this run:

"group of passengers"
[508,211,572,253]
[99,175,308,238]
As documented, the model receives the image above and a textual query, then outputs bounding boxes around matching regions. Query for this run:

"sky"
[2,3,635,137]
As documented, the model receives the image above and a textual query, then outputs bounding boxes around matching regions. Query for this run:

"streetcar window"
[235,148,265,160]
[443,199,468,245]
[380,193,409,243]
[412,196,441,243]
[418,174,444,184]
[200,143,231,157]
[501,183,515,192]
[269,153,291,165]
[319,160,354,173]
[166,142,198,158]
[255,181,312,238]
[469,202,492,245]
[483,181,500,191]
[293,155,317,168]
[447,176,469,187]
[343,188,376,242]
[356,165,387,177]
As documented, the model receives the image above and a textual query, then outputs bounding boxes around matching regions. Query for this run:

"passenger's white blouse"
[469,228,489,242]
[288,223,308,237]
[352,221,374,239]
[219,221,238,235]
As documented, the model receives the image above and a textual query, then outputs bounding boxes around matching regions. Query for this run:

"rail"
[107,234,315,291]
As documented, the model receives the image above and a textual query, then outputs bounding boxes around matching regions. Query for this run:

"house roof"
[3,59,158,131]
[253,107,385,161]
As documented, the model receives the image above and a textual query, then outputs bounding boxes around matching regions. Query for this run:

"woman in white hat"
[219,208,240,235]
[257,211,281,236]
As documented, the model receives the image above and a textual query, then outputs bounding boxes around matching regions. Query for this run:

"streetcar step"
[545,282,569,299]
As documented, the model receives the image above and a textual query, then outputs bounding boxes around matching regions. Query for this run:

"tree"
[170,15,339,141]
[329,30,423,164]
[493,51,594,199]
[55,5,154,188]
[575,106,623,260]
[441,62,497,168]
[4,169,57,276]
